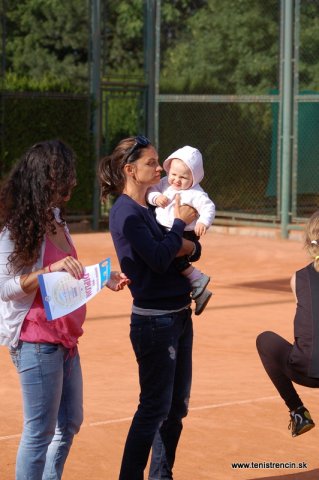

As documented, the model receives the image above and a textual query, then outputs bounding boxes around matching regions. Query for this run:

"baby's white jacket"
[147,177,216,231]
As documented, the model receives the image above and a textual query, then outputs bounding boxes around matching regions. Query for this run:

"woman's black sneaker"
[288,406,315,437]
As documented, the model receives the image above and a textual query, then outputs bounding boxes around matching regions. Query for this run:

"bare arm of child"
[194,222,207,236]
[155,194,170,208]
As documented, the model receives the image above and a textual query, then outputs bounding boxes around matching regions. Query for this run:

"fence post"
[154,0,161,149]
[90,0,101,231]
[280,0,294,238]
[144,0,157,144]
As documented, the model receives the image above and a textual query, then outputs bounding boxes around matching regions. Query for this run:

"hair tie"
[311,240,318,246]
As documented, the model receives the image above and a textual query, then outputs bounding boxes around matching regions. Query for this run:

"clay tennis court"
[2,228,319,480]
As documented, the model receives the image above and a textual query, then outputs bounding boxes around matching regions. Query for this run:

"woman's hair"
[0,139,76,273]
[98,136,150,200]
[304,210,319,272]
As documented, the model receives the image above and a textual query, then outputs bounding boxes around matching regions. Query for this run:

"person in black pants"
[98,135,201,480]
[256,210,319,437]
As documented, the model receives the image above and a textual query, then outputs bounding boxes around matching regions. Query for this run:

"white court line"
[0,394,281,441]
[88,416,133,427]
[87,395,282,428]
[0,433,21,441]
[189,395,280,411]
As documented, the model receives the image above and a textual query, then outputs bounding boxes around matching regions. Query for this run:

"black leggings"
[256,331,319,411]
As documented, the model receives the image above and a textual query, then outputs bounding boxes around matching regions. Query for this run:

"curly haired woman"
[0,139,129,480]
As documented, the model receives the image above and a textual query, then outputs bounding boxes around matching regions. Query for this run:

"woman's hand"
[290,273,297,303]
[174,194,198,225]
[20,256,84,294]
[49,256,84,280]
[106,271,131,291]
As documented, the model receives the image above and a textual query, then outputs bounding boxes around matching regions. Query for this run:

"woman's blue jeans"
[10,341,83,480]
[119,307,193,480]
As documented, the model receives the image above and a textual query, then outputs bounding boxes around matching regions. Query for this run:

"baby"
[147,145,215,315]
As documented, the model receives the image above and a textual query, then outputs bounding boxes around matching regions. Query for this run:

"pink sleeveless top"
[20,234,86,348]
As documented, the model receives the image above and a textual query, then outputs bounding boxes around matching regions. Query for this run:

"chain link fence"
[0,91,94,216]
[293,0,319,220]
[156,0,319,232]
[1,1,319,234]
[158,99,276,218]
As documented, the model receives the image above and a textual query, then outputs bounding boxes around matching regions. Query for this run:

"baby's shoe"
[191,273,210,299]
[288,405,315,437]
[195,289,213,315]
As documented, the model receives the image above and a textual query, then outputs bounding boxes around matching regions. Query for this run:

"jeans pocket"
[9,344,21,370]
[152,315,175,346]
[38,343,60,355]
[154,315,174,329]
[37,344,63,374]
[130,325,143,358]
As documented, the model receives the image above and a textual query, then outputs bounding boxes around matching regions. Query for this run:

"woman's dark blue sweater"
[109,194,192,310]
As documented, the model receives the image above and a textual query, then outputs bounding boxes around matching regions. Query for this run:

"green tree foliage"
[101,0,144,75]
[3,0,89,91]
[161,0,280,94]
[2,0,319,217]
[160,0,319,95]
[2,0,319,94]
[100,0,206,77]
[299,1,319,91]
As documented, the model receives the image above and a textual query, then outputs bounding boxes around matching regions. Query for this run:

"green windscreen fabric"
[267,91,319,196]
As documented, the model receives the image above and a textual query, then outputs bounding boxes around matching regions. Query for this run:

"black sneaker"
[288,406,315,437]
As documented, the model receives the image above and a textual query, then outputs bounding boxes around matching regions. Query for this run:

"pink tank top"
[20,234,86,348]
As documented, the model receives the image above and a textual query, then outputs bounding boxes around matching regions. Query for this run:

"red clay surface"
[1,230,319,480]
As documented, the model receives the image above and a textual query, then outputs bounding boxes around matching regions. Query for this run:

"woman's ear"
[123,163,136,178]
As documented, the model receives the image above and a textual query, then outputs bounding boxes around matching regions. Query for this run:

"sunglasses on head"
[124,135,151,164]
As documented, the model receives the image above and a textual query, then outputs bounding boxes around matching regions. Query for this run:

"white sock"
[185,268,202,283]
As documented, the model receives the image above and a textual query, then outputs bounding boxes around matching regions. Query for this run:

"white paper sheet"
[38,258,111,320]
